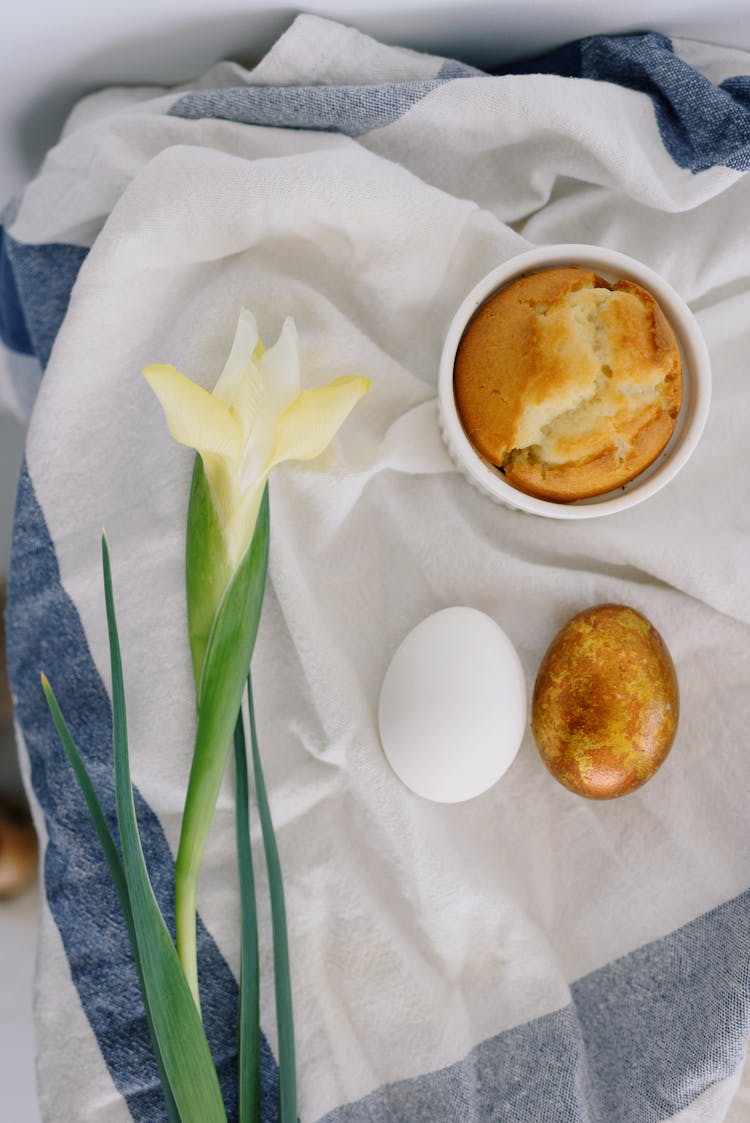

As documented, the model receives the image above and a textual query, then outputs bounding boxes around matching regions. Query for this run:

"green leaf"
[40,676,181,1123]
[186,455,232,690]
[102,533,228,1123]
[233,711,261,1123]
[175,487,270,1003]
[247,674,297,1123]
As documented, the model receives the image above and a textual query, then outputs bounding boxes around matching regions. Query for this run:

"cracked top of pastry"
[453,267,683,501]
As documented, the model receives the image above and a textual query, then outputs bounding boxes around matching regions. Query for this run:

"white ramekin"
[437,244,712,519]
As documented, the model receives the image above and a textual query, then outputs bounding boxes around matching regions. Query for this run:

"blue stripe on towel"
[0,226,34,355]
[494,39,585,79]
[571,891,750,1119]
[579,33,750,173]
[6,462,280,1123]
[3,236,88,368]
[170,32,750,173]
[437,59,484,79]
[319,888,750,1122]
[319,1005,590,1123]
[493,31,750,172]
[169,78,451,138]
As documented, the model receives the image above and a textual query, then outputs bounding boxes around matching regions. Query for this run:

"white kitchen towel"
[4,14,750,1122]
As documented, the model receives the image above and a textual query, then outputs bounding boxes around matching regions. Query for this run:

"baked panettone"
[453,267,683,501]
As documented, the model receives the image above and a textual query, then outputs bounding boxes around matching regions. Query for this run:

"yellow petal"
[143,364,243,462]
[269,376,371,468]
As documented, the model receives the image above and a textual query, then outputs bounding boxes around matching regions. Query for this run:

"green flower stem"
[174,865,201,1007]
[247,674,297,1123]
[43,536,228,1121]
[234,710,261,1123]
[176,487,270,1008]
[173,746,228,1012]
[185,456,232,689]
[101,535,228,1122]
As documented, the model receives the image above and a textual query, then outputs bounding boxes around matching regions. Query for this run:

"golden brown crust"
[531,604,679,799]
[454,267,683,502]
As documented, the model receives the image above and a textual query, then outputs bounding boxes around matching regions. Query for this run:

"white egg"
[378,607,527,803]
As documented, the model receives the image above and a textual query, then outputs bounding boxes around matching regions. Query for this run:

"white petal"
[240,317,301,486]
[212,308,259,406]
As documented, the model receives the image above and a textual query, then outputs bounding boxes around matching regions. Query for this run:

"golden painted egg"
[532,604,679,799]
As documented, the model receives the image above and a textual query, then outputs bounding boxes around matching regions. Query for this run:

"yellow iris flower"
[143,309,370,569]
[141,308,370,1010]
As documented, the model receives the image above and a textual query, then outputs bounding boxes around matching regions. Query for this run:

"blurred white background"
[0,3,747,1119]
[2,0,750,203]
